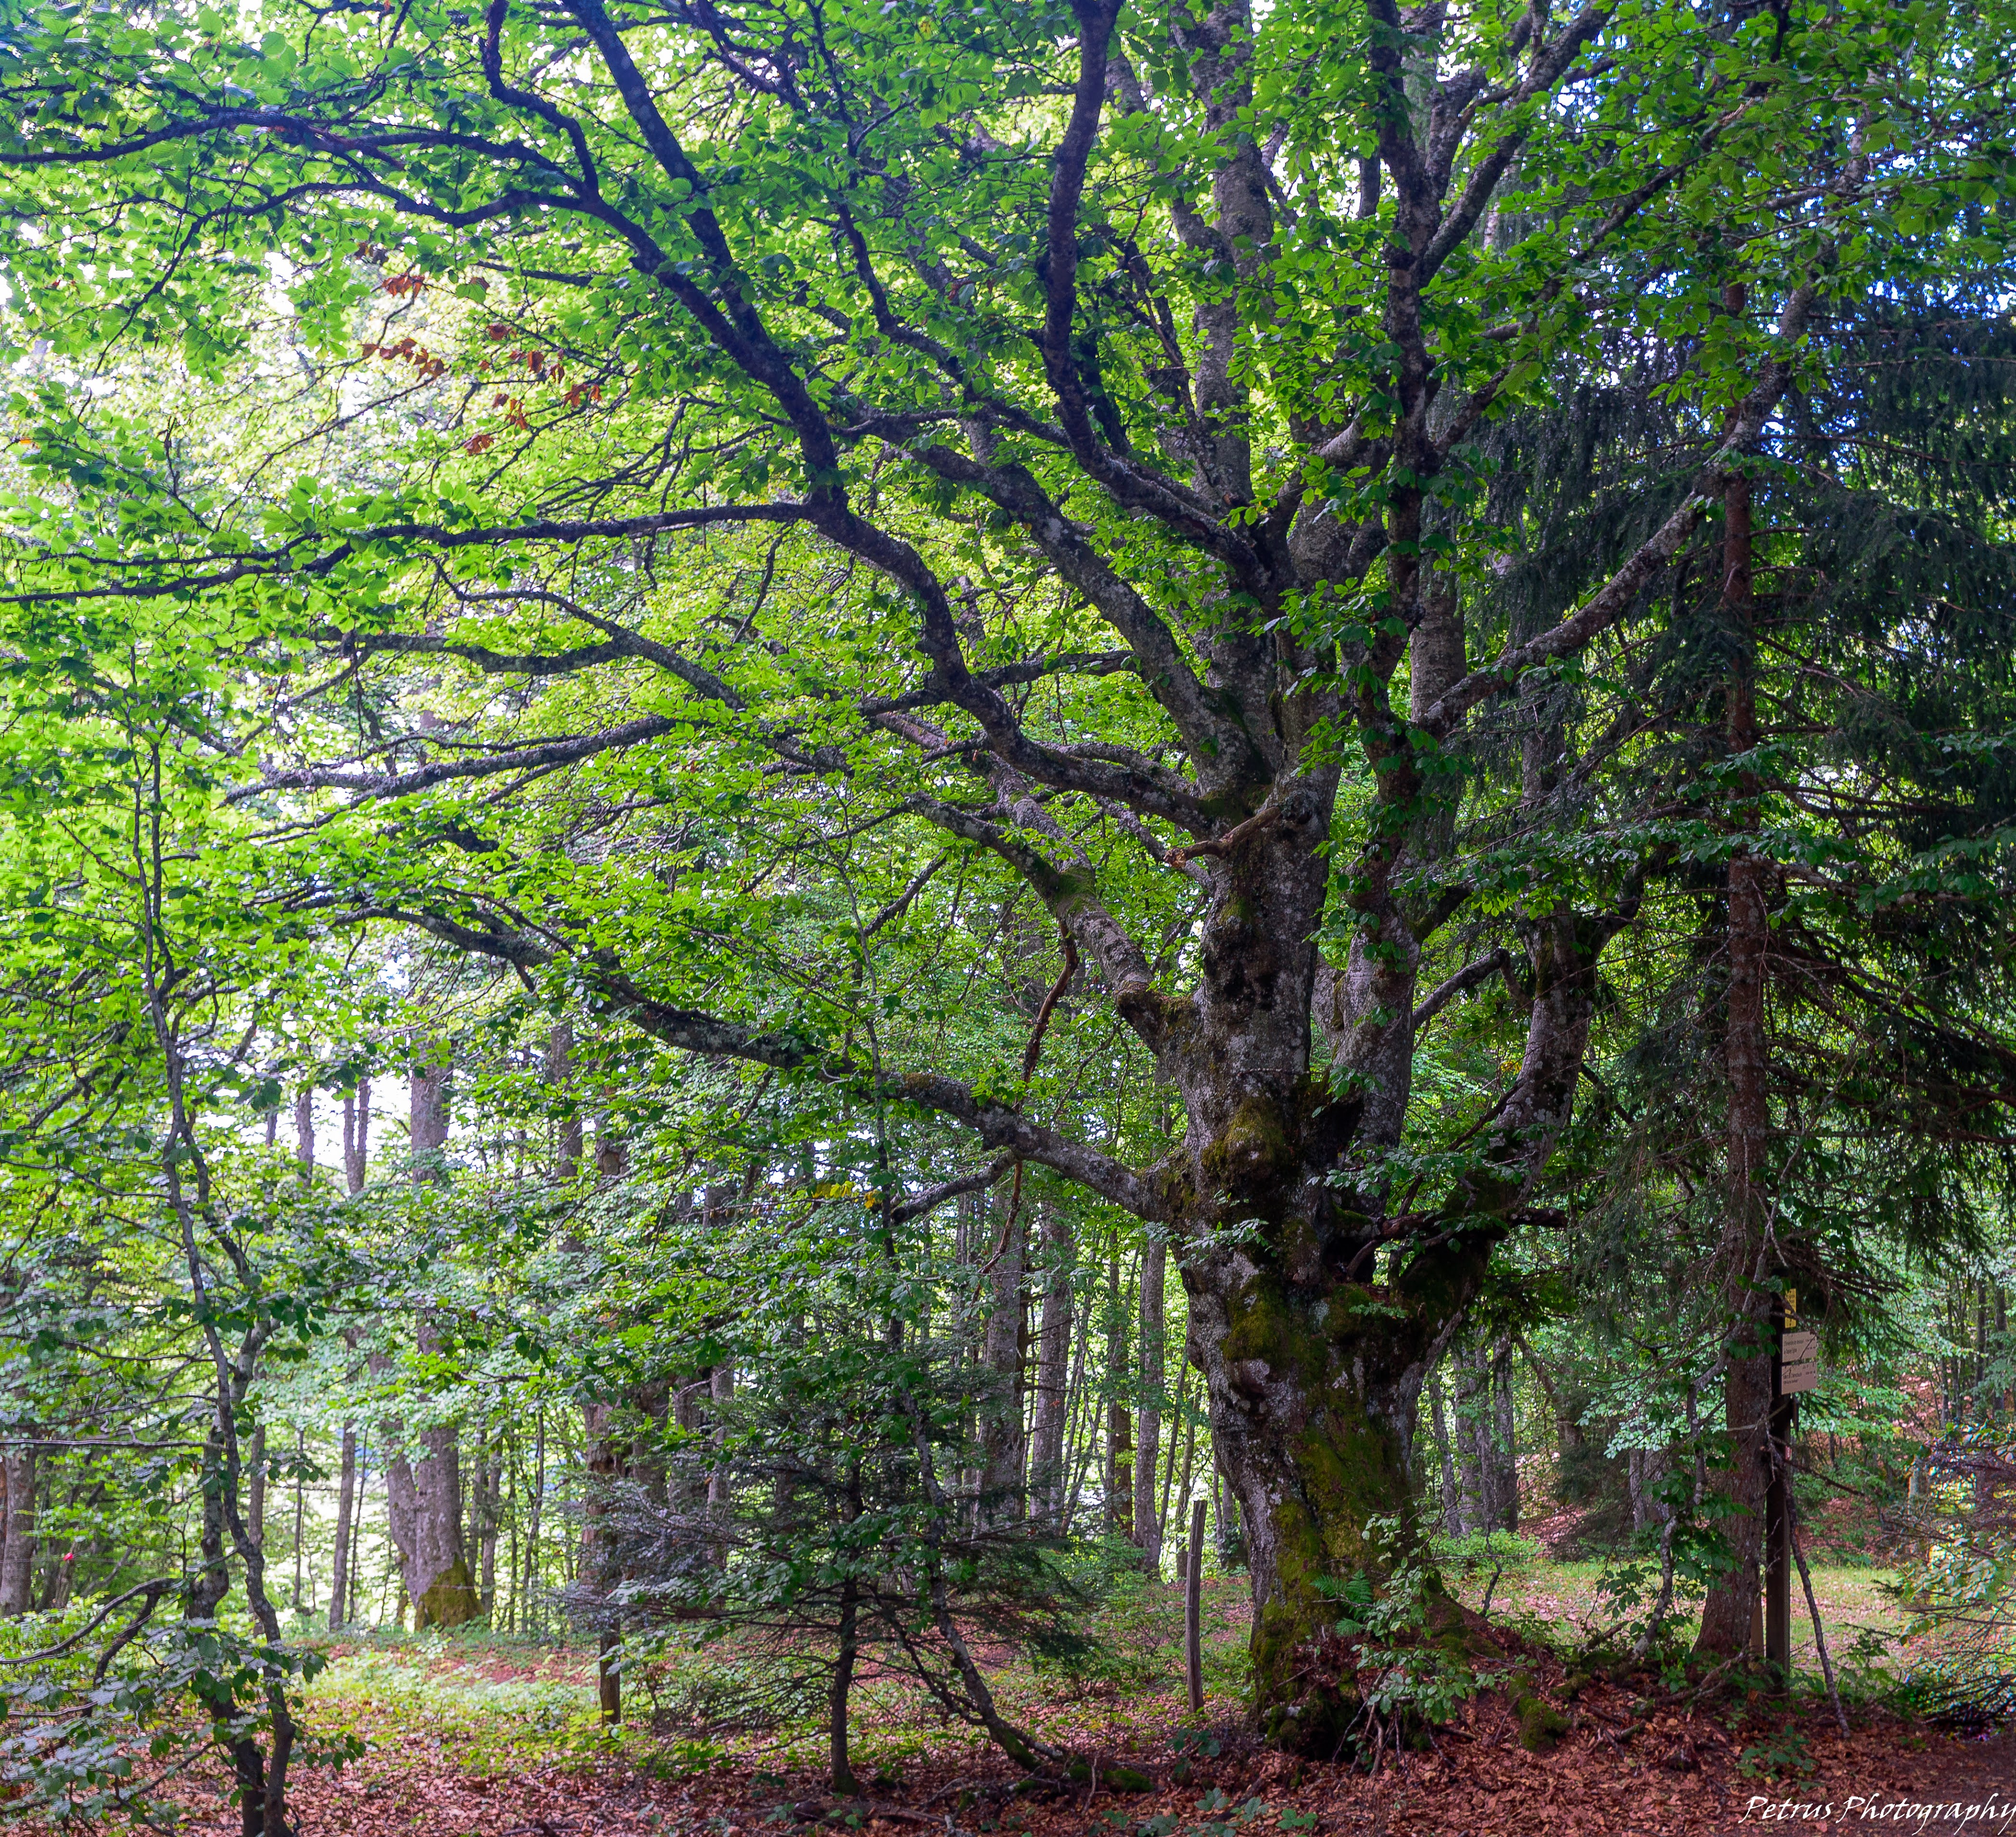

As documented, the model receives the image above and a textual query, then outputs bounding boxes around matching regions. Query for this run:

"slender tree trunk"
[707,1361,734,1562]
[1491,1336,1518,1531]
[1165,1366,1197,1559]
[399,1049,479,1628]
[478,1440,500,1617]
[829,1571,860,1795]
[549,1024,584,1181]
[293,1086,314,1177]
[330,1425,357,1629]
[1029,1203,1074,1524]
[582,1395,625,1721]
[348,1431,368,1626]
[247,1424,267,1551]
[830,1472,863,1797]
[1134,1234,1166,1571]
[342,1078,370,1194]
[2000,1286,2011,1417]
[1454,1350,1486,1535]
[1058,1283,1093,1536]
[523,1410,545,1637]
[1696,352,1777,1660]
[1428,1372,1459,1536]
[1106,1242,1133,1537]
[0,1448,34,1616]
[978,1189,1028,1524]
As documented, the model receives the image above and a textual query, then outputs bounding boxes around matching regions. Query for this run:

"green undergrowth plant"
[1737,1719,1818,1784]
[1029,1539,1178,1700]
[305,1644,729,1775]
[1319,1516,1486,1755]
[1123,1789,1321,1836]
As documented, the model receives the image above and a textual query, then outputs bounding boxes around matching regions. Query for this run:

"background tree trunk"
[979,1190,1028,1525]
[330,1425,357,1629]
[1029,1203,1074,1524]
[293,1086,314,1177]
[1490,1336,1518,1531]
[707,1362,734,1565]
[1428,1372,1460,1535]
[0,1448,34,1616]
[1134,1234,1166,1572]
[1455,1351,1487,1535]
[246,1424,267,1551]
[1105,1242,1131,1537]
[1696,365,1776,1661]
[341,1079,370,1194]
[400,1047,478,1628]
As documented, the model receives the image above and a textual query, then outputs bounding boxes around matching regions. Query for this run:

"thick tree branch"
[228,712,681,803]
[903,795,1163,1041]
[349,898,1167,1217]
[907,445,1241,774]
[1412,947,1513,1033]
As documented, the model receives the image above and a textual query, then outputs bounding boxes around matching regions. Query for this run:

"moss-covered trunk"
[1152,781,1617,1750]
[1182,1220,1491,1751]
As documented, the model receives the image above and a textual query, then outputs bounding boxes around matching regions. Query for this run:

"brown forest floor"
[170,1687,2014,1837]
[156,1588,2016,1837]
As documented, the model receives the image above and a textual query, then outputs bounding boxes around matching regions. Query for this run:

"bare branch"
[1411,947,1513,1033]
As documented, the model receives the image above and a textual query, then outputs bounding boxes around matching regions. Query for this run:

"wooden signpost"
[1766,1289,1819,1683]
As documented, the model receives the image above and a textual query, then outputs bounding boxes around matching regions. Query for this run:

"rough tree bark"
[1491,1337,1518,1532]
[1428,1374,1460,1535]
[329,1423,357,1629]
[0,1449,34,1616]
[1105,1244,1131,1537]
[246,1424,266,1552]
[293,1086,314,1178]
[1454,1353,1487,1535]
[341,1079,370,1195]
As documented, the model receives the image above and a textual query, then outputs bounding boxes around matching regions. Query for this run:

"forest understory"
[139,1570,2016,1837]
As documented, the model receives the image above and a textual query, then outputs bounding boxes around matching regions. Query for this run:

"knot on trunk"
[1228,1358,1273,1403]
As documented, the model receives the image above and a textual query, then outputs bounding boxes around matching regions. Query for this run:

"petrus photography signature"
[1742,1792,2016,1830]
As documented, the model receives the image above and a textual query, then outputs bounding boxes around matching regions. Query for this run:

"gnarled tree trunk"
[1165,778,1623,1747]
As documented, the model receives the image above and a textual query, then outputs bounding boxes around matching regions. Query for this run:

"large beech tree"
[3,0,2011,1746]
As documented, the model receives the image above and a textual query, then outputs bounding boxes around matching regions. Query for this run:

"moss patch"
[1505,1672,1569,1754]
[1063,1759,1151,1791]
[413,1557,482,1630]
